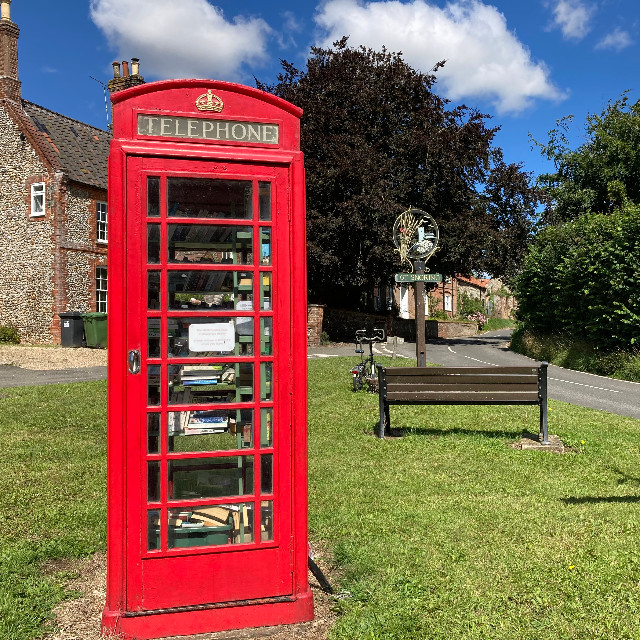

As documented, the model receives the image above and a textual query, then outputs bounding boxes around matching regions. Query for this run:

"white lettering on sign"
[138,115,280,145]
[188,322,235,352]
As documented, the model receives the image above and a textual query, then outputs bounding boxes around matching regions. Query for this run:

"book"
[184,426,224,435]
[191,506,232,527]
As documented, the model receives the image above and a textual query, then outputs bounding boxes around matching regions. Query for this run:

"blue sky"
[11,0,639,179]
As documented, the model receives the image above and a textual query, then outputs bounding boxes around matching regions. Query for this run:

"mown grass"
[0,381,107,640]
[309,357,640,639]
[481,317,515,332]
[2,359,640,639]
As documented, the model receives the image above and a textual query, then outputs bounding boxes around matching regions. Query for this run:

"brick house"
[389,274,515,320]
[0,1,142,343]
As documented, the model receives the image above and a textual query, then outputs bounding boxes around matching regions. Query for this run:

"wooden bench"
[376,363,549,442]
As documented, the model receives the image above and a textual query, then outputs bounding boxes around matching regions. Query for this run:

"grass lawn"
[1,357,640,639]
[0,381,107,640]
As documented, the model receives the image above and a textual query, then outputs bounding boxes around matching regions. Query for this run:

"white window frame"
[96,266,108,313]
[444,293,452,312]
[400,284,410,319]
[30,182,45,217]
[96,201,108,244]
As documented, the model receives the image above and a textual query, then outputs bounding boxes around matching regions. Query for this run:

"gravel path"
[0,344,107,370]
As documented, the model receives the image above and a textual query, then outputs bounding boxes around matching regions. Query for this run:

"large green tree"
[517,91,640,351]
[259,39,540,307]
[534,91,640,224]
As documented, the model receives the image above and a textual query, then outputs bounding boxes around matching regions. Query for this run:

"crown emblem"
[195,90,224,112]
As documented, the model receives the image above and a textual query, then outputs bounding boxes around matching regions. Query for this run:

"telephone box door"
[123,155,293,610]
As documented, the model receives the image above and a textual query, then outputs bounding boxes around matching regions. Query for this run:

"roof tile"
[21,100,110,190]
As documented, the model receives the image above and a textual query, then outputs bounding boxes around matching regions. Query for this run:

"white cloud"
[596,27,633,51]
[89,0,272,81]
[548,0,594,40]
[277,11,304,49]
[314,0,565,114]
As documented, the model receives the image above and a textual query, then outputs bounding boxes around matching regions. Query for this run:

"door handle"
[128,349,141,374]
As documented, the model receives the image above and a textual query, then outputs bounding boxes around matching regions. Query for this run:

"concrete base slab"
[513,432,568,453]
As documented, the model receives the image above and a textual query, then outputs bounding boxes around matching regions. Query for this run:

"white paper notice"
[189,322,235,352]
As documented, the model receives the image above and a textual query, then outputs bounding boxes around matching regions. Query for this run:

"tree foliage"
[258,39,541,307]
[534,91,640,224]
[515,204,640,350]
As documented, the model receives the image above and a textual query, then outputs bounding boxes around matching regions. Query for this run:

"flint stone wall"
[0,107,55,342]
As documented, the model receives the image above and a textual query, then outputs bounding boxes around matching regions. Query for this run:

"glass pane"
[147,177,160,217]
[259,182,271,221]
[260,272,271,311]
[168,270,253,310]
[168,362,253,405]
[147,413,160,454]
[260,318,272,356]
[260,362,272,401]
[168,456,254,500]
[147,224,160,263]
[261,454,273,494]
[148,319,161,358]
[260,228,271,265]
[169,409,254,452]
[168,178,252,219]
[168,317,253,358]
[168,225,253,264]
[168,503,254,548]
[261,408,273,448]
[148,365,161,406]
[261,501,273,541]
[147,510,161,550]
[148,271,161,310]
[148,461,160,502]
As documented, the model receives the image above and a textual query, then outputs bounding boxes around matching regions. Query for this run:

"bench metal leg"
[378,396,387,438]
[377,365,389,438]
[539,362,550,444]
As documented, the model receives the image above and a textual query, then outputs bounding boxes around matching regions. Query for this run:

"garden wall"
[313,307,478,344]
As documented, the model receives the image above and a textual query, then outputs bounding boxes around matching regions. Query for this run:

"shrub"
[0,325,20,344]
[467,311,487,328]
[457,292,485,318]
[515,204,640,351]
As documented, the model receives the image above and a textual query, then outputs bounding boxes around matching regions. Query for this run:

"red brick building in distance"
[391,275,515,320]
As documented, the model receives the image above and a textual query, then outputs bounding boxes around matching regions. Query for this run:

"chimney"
[108,57,145,94]
[0,0,21,102]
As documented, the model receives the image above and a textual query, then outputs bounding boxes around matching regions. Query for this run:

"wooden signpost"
[392,209,440,367]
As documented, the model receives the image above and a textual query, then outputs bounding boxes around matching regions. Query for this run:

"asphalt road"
[0,365,107,388]
[364,330,640,420]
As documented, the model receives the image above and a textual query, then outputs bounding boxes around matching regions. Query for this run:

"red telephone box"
[102,80,312,639]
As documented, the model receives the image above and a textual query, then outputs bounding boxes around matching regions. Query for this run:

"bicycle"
[350,328,386,392]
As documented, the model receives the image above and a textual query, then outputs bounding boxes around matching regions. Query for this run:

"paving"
[0,364,107,388]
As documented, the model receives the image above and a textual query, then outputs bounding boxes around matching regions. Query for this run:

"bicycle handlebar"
[355,328,385,343]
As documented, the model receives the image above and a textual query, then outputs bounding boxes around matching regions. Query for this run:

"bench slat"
[386,391,540,403]
[385,375,537,386]
[383,366,539,376]
[387,382,539,393]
